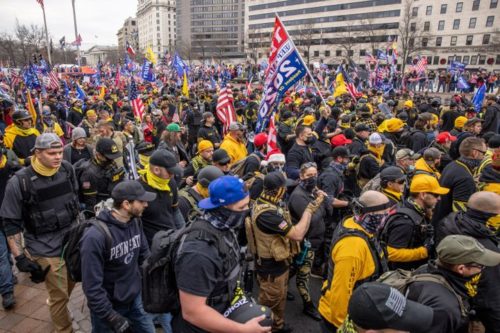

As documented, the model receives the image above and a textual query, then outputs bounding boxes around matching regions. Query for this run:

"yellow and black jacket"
[318,217,388,328]
[4,125,40,165]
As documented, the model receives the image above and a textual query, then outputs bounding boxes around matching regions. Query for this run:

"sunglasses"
[301,162,317,170]
[395,179,406,185]
[466,263,485,270]
[426,192,440,198]
[474,149,487,155]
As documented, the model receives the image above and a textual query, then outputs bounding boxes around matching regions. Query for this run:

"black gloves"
[106,312,133,333]
[15,254,51,283]
[424,236,435,255]
[15,254,41,273]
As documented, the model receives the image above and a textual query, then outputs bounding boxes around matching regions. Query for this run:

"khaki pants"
[257,270,289,331]
[32,256,75,333]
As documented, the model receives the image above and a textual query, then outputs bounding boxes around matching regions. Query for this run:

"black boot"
[273,323,293,333]
[303,301,321,321]
[2,292,15,310]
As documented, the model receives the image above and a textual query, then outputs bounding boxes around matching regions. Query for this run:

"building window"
[471,55,478,65]
[410,22,416,32]
[491,0,498,8]
[466,35,474,45]
[412,7,418,17]
[479,55,486,65]
[422,38,428,47]
[304,51,309,57]
[424,21,430,31]
[336,50,342,57]
[438,20,445,30]
[426,5,432,15]
[440,4,447,13]
[348,50,354,56]
[360,49,366,56]
[455,56,462,62]
[486,16,494,27]
[473,0,480,10]
[463,56,470,64]
[314,50,319,57]
[436,37,442,46]
[451,36,457,46]
[448,56,454,64]
[496,54,500,64]
[433,56,439,65]
[469,17,477,28]
[483,34,491,44]
[325,50,330,57]
[456,2,463,12]
[409,38,415,47]
[453,19,460,29]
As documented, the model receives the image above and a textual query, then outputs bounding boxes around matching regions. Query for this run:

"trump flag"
[256,15,308,133]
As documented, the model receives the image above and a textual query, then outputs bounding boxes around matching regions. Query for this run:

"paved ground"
[0,271,323,333]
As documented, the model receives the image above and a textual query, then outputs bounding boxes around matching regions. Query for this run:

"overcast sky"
[0,0,137,50]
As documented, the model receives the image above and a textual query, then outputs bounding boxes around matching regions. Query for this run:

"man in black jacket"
[407,235,500,333]
[348,124,370,156]
[81,180,155,333]
[482,95,500,135]
[436,191,500,333]
[285,125,315,180]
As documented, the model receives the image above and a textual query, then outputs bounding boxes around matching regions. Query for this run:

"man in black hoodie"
[436,191,500,333]
[81,180,156,333]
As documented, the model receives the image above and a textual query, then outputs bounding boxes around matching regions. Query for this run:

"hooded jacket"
[80,209,150,320]
[4,125,40,165]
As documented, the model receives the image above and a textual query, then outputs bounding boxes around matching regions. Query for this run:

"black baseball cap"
[96,138,122,160]
[354,123,370,132]
[111,180,156,202]
[348,282,434,332]
[149,150,182,176]
[213,149,231,164]
[331,146,349,159]
[263,171,286,191]
[380,166,405,182]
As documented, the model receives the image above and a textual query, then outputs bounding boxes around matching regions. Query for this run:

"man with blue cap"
[173,175,271,333]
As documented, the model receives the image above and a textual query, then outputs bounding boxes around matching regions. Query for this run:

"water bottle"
[294,239,311,266]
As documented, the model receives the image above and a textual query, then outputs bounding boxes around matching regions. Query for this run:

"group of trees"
[0,20,77,68]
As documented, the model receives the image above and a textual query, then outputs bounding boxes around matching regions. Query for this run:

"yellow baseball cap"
[404,100,414,108]
[385,118,405,133]
[303,115,316,126]
[410,174,449,195]
[198,140,214,153]
[454,116,468,129]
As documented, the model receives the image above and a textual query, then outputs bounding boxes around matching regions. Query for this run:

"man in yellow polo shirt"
[318,190,392,332]
[220,122,248,164]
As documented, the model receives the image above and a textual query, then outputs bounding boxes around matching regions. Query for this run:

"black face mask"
[305,136,317,145]
[300,176,317,192]
[215,207,250,229]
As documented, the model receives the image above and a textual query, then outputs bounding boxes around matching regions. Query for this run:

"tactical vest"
[321,218,388,296]
[178,187,203,222]
[17,161,79,236]
[380,206,427,249]
[245,201,300,265]
[178,219,241,309]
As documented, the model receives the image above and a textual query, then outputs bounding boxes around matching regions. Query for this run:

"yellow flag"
[145,47,157,65]
[182,72,189,97]
[333,72,347,98]
[99,85,106,100]
[26,90,37,122]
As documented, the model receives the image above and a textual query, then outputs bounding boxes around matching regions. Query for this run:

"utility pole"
[39,1,52,65]
[71,0,81,66]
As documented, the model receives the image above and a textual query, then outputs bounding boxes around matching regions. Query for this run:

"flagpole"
[40,3,52,65]
[71,0,81,66]
[275,14,328,108]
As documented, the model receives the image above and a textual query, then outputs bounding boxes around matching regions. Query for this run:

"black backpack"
[398,129,417,149]
[142,220,232,314]
[63,217,112,282]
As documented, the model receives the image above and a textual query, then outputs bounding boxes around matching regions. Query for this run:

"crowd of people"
[0,68,499,333]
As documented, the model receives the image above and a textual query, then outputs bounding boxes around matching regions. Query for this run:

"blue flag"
[376,49,388,61]
[76,84,86,100]
[23,65,41,90]
[471,84,486,113]
[141,60,155,82]
[457,76,470,90]
[449,61,465,73]
[62,80,70,98]
[172,52,188,78]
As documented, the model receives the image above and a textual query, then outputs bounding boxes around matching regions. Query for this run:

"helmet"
[197,166,224,188]
[387,100,396,107]
[431,98,440,107]
[223,296,273,327]
[12,109,32,122]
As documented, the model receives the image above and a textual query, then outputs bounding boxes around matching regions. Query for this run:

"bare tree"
[192,34,208,63]
[398,0,429,73]
[246,27,269,64]
[359,18,386,55]
[0,32,19,67]
[294,19,316,68]
[337,25,360,63]
[177,40,194,66]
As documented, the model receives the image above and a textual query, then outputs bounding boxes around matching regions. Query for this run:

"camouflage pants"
[291,248,314,304]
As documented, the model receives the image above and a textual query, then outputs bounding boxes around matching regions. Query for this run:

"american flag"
[340,66,363,101]
[129,77,144,120]
[267,113,277,152]
[216,82,236,134]
[9,69,21,88]
[36,0,44,9]
[414,56,428,74]
[46,71,59,90]
[126,41,136,57]
[365,52,377,64]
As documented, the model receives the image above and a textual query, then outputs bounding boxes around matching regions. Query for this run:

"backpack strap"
[409,273,468,317]
[91,219,113,258]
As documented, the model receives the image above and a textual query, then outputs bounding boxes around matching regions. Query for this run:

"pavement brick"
[10,317,45,332]
[0,312,25,331]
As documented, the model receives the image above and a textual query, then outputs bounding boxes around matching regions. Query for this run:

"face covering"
[196,182,209,198]
[31,156,59,177]
[486,214,500,234]
[138,165,171,191]
[407,165,415,172]
[207,206,250,230]
[300,176,317,192]
[305,135,317,145]
[368,144,385,158]
[267,164,284,173]
[139,154,150,167]
[358,213,387,234]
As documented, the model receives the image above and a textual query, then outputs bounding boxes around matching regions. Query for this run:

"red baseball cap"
[330,134,352,147]
[253,133,268,147]
[436,132,457,144]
